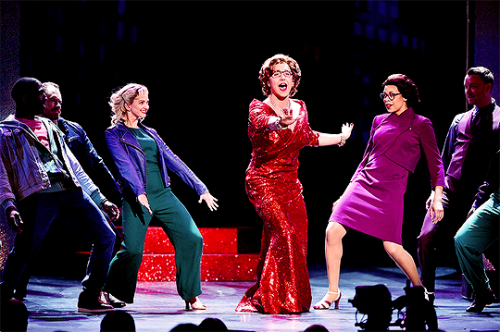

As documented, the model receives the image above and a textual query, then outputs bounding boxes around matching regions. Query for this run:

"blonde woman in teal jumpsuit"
[102,83,218,310]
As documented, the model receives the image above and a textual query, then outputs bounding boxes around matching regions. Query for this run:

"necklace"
[269,98,291,115]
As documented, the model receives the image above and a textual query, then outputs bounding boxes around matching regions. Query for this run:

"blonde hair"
[109,83,148,126]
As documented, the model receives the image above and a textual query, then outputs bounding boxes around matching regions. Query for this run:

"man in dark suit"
[417,66,500,305]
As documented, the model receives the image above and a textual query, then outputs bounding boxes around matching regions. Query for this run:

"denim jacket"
[105,122,207,198]
[0,115,105,214]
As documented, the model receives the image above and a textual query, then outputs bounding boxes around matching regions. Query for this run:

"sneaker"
[77,290,114,313]
[101,291,126,308]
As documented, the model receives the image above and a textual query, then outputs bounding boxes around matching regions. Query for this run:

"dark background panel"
[2,0,496,274]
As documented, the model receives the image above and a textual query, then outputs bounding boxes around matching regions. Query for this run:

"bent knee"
[184,230,203,249]
[383,242,402,256]
[454,232,469,250]
[126,248,145,260]
[93,227,116,248]
[326,222,346,243]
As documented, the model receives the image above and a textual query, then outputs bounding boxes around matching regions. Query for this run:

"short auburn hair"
[258,54,301,97]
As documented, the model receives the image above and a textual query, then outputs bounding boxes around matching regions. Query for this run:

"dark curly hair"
[258,54,301,97]
[382,74,420,108]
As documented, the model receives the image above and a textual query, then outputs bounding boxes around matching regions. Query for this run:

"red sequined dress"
[235,99,320,314]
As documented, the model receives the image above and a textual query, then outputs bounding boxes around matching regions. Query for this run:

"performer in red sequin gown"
[236,54,353,314]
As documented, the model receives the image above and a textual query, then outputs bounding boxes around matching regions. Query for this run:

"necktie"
[471,108,491,133]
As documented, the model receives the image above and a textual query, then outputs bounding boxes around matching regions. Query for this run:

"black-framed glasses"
[380,92,401,101]
[271,70,293,78]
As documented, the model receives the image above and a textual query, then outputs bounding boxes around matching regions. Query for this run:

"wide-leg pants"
[104,187,203,303]
[454,192,499,292]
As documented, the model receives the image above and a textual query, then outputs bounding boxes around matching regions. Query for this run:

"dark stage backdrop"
[5,1,469,271]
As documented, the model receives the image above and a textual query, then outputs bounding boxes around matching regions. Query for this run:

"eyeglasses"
[271,70,293,78]
[380,92,401,101]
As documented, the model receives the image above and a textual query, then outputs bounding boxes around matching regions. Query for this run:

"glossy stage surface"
[18,266,500,331]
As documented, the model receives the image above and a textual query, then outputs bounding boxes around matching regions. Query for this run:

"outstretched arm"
[317,123,354,146]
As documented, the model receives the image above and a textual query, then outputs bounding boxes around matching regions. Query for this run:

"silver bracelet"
[275,118,288,130]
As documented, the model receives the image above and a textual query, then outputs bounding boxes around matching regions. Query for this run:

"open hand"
[280,109,304,127]
[138,194,153,214]
[341,123,354,139]
[199,192,219,212]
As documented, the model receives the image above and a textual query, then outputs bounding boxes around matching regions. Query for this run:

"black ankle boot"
[466,287,496,313]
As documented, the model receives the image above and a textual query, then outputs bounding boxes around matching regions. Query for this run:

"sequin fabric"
[235,99,320,314]
[136,227,259,282]
[0,222,15,272]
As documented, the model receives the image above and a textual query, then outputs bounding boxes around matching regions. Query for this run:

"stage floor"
[15,266,500,332]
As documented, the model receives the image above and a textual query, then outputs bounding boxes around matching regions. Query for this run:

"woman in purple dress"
[314,74,445,310]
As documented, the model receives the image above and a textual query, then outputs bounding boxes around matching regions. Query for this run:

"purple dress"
[330,108,445,245]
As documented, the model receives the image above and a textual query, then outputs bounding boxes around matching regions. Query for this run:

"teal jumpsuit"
[455,188,499,293]
[104,127,203,303]
[454,150,499,295]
